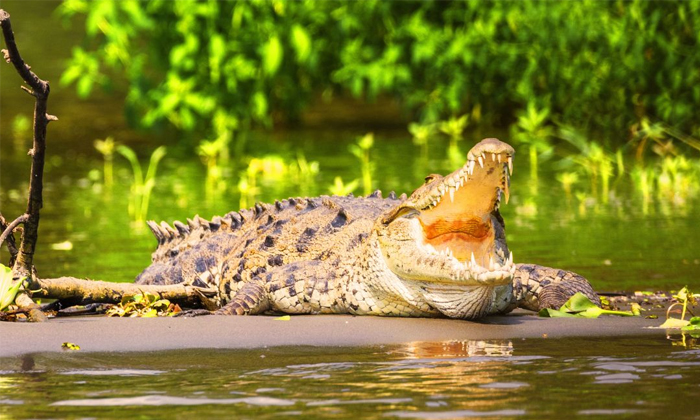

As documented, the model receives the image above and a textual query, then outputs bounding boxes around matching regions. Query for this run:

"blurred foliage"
[511,103,554,182]
[94,136,116,189]
[116,145,167,226]
[59,0,700,144]
[349,132,375,196]
[237,153,319,209]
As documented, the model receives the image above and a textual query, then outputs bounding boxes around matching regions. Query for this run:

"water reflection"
[398,340,514,359]
[0,336,699,418]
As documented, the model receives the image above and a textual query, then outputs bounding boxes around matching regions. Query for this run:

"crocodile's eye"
[424,174,440,183]
[381,206,419,225]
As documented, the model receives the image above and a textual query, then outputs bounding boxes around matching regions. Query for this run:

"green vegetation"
[659,286,698,329]
[539,293,637,318]
[197,131,231,202]
[329,176,359,196]
[237,153,320,209]
[511,104,553,182]
[59,1,700,143]
[106,291,181,317]
[0,263,25,311]
[116,145,167,225]
[349,133,375,196]
[55,0,700,222]
[94,136,116,189]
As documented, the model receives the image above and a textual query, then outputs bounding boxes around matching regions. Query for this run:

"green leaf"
[77,76,94,98]
[141,309,158,318]
[0,264,25,311]
[262,36,283,75]
[681,317,700,331]
[660,318,690,329]
[291,25,311,63]
[538,308,578,318]
[252,92,268,120]
[560,292,599,312]
[538,292,636,318]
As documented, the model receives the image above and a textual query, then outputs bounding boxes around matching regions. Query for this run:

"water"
[1,336,699,419]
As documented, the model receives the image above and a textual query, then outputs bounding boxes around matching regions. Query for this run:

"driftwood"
[28,277,217,307]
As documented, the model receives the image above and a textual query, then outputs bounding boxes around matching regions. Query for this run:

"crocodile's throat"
[417,156,506,267]
[414,141,512,278]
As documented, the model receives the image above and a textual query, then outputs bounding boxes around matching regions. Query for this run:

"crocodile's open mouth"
[415,139,514,282]
[378,138,515,285]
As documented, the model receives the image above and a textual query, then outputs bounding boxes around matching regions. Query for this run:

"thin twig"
[0,212,20,265]
[0,213,29,248]
[0,10,49,97]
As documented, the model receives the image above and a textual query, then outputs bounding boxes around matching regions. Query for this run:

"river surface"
[1,2,700,419]
[1,335,699,419]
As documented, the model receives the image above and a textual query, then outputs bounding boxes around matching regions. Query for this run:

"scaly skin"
[136,138,599,319]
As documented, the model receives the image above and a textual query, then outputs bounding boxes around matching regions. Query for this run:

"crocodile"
[136,138,599,319]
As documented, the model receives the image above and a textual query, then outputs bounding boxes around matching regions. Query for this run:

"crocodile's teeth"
[478,155,484,168]
[504,179,510,205]
[449,187,455,203]
[508,156,513,175]
[471,252,477,267]
[509,251,514,265]
[497,154,502,163]
[491,153,496,162]
[489,256,495,270]
[432,200,437,207]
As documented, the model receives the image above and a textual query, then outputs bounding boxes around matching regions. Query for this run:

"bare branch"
[0,213,29,246]
[0,10,49,97]
[0,212,20,265]
[0,9,56,279]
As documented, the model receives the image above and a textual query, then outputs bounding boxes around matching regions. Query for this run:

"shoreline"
[0,310,669,357]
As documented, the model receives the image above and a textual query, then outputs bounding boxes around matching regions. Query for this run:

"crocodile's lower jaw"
[418,283,513,319]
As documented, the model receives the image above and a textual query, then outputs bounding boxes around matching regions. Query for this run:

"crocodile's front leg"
[509,263,600,312]
[216,260,344,315]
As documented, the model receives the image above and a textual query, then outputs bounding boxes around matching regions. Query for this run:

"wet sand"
[0,310,667,357]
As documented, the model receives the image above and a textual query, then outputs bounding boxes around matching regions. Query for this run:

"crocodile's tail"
[135,211,250,286]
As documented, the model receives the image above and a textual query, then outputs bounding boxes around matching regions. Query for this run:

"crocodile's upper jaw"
[377,138,515,287]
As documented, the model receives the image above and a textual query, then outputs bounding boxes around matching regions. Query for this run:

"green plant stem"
[529,146,538,181]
